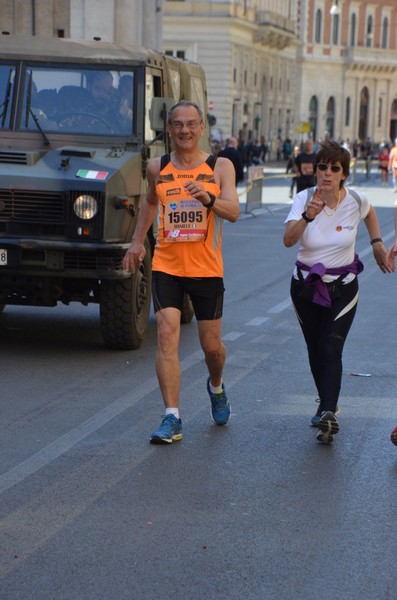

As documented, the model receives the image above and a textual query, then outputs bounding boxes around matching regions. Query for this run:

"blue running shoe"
[150,414,182,444]
[207,377,230,426]
[311,402,340,427]
[316,411,339,444]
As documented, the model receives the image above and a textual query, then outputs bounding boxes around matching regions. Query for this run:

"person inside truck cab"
[85,71,120,130]
[117,74,133,131]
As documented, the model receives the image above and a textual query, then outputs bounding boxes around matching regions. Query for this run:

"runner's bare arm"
[123,158,160,273]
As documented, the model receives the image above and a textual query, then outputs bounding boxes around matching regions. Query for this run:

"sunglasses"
[317,163,342,173]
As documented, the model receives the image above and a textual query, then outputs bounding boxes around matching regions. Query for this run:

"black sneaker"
[311,401,340,427]
[316,411,339,444]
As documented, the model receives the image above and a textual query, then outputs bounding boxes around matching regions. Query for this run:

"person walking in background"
[219,136,244,185]
[286,145,301,199]
[123,101,240,444]
[388,138,397,192]
[294,139,316,193]
[378,144,389,187]
[283,140,390,444]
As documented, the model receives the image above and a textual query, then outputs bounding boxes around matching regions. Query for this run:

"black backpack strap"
[206,154,217,170]
[160,153,171,171]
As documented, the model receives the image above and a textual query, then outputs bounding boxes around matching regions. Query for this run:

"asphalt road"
[1,165,397,600]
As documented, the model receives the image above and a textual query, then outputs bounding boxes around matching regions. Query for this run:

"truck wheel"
[100,240,152,350]
[180,293,194,324]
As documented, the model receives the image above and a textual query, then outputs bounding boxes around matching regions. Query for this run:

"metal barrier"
[245,166,264,213]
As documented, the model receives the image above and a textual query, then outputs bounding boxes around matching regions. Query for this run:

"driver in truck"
[123,100,240,444]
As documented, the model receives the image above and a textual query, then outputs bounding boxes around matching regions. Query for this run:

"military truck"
[0,34,210,349]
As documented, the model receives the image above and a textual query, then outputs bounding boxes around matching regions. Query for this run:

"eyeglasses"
[317,163,342,173]
[171,120,202,130]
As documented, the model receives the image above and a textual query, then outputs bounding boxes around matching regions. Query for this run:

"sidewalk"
[238,160,397,214]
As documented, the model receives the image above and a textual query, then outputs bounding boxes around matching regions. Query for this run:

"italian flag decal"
[76,169,108,180]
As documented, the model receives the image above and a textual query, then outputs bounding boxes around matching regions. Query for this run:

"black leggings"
[290,276,359,413]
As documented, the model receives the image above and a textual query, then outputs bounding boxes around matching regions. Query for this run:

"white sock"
[209,381,223,394]
[165,407,180,419]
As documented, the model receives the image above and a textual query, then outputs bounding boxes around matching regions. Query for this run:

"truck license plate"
[0,249,7,266]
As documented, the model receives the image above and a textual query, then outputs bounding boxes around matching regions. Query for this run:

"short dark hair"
[168,101,204,125]
[315,139,350,181]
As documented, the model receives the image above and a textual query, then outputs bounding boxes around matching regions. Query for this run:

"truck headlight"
[73,194,98,220]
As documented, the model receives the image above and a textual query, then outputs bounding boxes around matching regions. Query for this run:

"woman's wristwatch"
[301,211,314,223]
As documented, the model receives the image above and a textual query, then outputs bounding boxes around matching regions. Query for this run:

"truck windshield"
[19,66,134,136]
[0,66,16,129]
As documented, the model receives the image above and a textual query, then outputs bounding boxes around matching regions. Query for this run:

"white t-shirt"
[285,186,370,283]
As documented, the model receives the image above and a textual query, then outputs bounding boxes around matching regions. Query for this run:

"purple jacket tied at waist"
[295,254,364,307]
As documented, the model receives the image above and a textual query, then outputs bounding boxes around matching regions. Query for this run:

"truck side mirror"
[149,97,175,131]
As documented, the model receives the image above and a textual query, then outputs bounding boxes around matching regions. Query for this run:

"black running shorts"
[152,271,224,320]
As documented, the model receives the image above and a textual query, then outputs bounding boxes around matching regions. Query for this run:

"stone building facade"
[163,0,397,147]
[0,0,164,50]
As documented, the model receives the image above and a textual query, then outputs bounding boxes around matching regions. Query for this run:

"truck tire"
[180,293,194,324]
[100,239,152,350]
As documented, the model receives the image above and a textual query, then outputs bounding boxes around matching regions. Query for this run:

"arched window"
[382,17,389,49]
[326,97,335,139]
[366,16,373,48]
[309,96,318,142]
[359,87,369,141]
[315,9,322,43]
[332,14,339,45]
[349,13,357,46]
[345,97,351,127]
[378,98,383,128]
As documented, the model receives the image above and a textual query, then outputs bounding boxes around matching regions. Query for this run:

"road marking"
[0,350,204,496]
[246,317,269,326]
[222,331,245,341]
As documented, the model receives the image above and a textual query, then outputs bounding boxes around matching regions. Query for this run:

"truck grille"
[64,250,125,271]
[0,189,66,235]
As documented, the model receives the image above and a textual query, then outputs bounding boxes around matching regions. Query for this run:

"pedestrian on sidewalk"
[218,136,244,185]
[294,139,316,193]
[286,145,301,198]
[283,140,391,444]
[123,101,240,444]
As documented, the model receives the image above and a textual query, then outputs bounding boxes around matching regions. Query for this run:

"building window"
[378,98,383,127]
[244,70,247,85]
[233,68,237,83]
[349,13,356,47]
[326,97,335,139]
[165,49,185,59]
[382,17,389,49]
[366,16,373,48]
[314,9,322,43]
[309,96,318,142]
[332,14,339,45]
[345,97,350,126]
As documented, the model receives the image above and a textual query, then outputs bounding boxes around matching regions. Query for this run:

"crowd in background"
[211,133,397,192]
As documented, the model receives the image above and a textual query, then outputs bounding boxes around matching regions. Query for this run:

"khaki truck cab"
[0,35,209,349]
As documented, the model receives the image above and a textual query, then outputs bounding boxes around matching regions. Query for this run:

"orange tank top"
[152,154,223,277]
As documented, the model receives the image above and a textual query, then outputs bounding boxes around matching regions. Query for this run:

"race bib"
[164,198,207,242]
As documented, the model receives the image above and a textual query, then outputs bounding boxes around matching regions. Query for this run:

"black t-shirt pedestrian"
[294,151,316,192]
[218,146,244,185]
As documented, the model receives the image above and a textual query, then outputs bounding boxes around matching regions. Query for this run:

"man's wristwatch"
[301,211,314,223]
[205,193,216,208]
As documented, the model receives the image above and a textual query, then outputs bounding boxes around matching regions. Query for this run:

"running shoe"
[311,400,340,427]
[316,411,339,444]
[207,377,230,426]
[150,414,182,444]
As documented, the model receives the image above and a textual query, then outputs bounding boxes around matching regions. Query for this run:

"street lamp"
[330,1,340,15]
